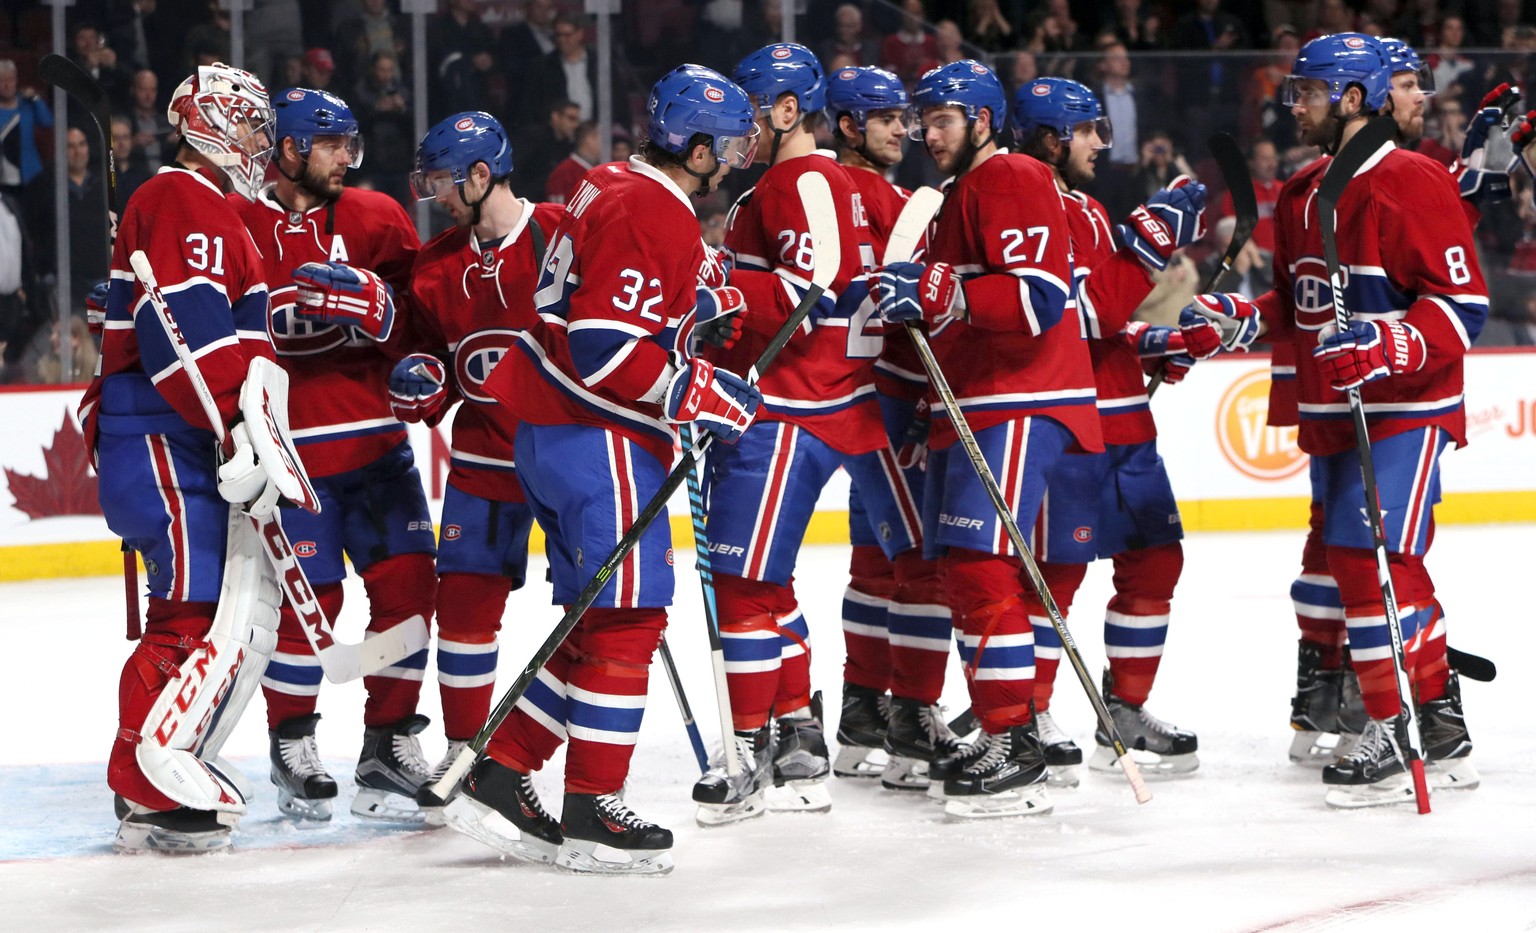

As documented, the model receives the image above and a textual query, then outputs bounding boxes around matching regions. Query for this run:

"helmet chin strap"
[684,158,723,198]
[765,107,807,166]
[457,176,496,227]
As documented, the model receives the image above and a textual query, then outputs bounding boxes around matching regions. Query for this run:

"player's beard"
[1060,146,1095,190]
[1299,111,1342,151]
[299,161,344,202]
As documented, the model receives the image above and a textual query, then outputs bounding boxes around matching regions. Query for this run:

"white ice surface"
[2,526,1534,932]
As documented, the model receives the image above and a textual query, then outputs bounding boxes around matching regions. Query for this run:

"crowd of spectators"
[5,0,1536,383]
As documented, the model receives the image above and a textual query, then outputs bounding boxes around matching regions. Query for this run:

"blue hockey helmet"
[273,87,362,167]
[913,60,1007,132]
[1284,33,1392,113]
[1380,37,1436,95]
[733,43,828,116]
[1012,77,1112,150]
[410,111,513,202]
[824,65,910,133]
[647,64,759,169]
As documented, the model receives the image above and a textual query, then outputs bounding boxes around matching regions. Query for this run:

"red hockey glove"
[664,357,762,444]
[293,261,396,340]
[1178,293,1260,360]
[894,397,931,471]
[1118,175,1207,273]
[691,285,746,350]
[1312,320,1426,392]
[1125,320,1198,384]
[388,353,448,423]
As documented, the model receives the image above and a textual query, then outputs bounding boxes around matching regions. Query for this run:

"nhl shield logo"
[481,250,495,268]
[288,211,303,226]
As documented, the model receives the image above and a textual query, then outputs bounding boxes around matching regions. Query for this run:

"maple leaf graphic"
[3,411,102,519]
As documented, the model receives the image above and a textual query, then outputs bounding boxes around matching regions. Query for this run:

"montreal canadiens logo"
[294,541,319,558]
[839,69,858,81]
[443,524,462,541]
[1344,36,1366,49]
[1032,83,1051,96]
[456,116,476,131]
[772,46,793,59]
[704,86,725,102]
[665,548,675,566]
[971,63,988,75]
[286,89,305,101]
[454,329,518,404]
[1073,527,1093,543]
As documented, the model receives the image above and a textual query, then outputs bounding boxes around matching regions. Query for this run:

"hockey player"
[694,43,918,818]
[1011,77,1205,784]
[401,111,564,818]
[81,63,286,851]
[870,60,1101,819]
[819,65,959,792]
[1182,33,1486,806]
[236,88,438,824]
[443,64,762,874]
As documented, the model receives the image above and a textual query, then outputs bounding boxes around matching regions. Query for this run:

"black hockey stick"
[1317,114,1431,814]
[39,53,119,241]
[1147,133,1257,397]
[424,171,842,803]
[1448,646,1495,682]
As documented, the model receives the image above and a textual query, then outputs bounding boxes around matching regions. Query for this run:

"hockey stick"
[1317,114,1431,814]
[657,635,709,771]
[892,193,1152,805]
[681,422,740,776]
[127,250,429,683]
[424,171,843,802]
[1148,133,1257,398]
[39,54,119,241]
[1448,646,1495,682]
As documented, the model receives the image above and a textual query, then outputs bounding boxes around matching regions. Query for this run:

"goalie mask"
[169,63,276,201]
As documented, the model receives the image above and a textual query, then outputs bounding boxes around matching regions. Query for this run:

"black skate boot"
[1334,651,1368,759]
[881,696,966,792]
[1323,712,1418,808]
[353,714,433,823]
[941,720,1052,819]
[833,683,889,779]
[114,801,237,853]
[444,756,562,863]
[925,731,992,801]
[768,692,832,812]
[1089,670,1199,777]
[558,792,674,875]
[269,713,338,821]
[1419,672,1479,790]
[416,738,471,825]
[1034,709,1083,788]
[1289,641,1345,765]
[693,723,775,826]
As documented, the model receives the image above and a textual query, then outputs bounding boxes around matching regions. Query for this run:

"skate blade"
[1288,730,1347,766]
[1088,745,1199,778]
[113,821,232,854]
[942,785,1053,820]
[1045,764,1080,788]
[1323,773,1416,809]
[832,745,887,779]
[556,840,674,876]
[352,787,427,824]
[1429,758,1480,791]
[925,780,950,803]
[275,789,334,822]
[444,795,559,864]
[693,790,768,828]
[765,780,832,813]
[879,756,930,792]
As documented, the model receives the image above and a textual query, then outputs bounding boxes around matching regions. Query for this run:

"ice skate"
[1323,713,1419,808]
[881,696,966,792]
[352,714,433,823]
[833,683,889,779]
[925,731,991,801]
[1035,709,1082,788]
[269,713,337,821]
[765,693,832,812]
[1419,673,1479,791]
[942,722,1052,820]
[557,792,674,876]
[417,739,471,826]
[1333,656,1368,760]
[1288,641,1346,765]
[1089,672,1199,777]
[444,756,562,863]
[693,724,774,827]
[114,802,237,854]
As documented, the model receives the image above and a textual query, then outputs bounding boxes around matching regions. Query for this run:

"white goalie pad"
[239,356,320,516]
[136,507,281,814]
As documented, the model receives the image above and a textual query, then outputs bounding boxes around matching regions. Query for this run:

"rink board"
[3,350,1533,581]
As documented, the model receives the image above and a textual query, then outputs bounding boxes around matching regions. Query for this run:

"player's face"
[920,105,970,175]
[1389,72,1427,142]
[1290,79,1337,148]
[862,108,910,167]
[1063,122,1103,186]
[301,134,356,199]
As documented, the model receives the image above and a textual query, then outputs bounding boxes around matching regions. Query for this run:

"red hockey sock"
[1293,509,1346,668]
[773,581,813,715]
[716,574,786,730]
[944,549,1035,733]
[360,553,437,727]
[262,583,345,729]
[1105,542,1181,707]
[1029,560,1086,711]
[563,607,667,795]
[436,572,513,740]
[888,549,949,704]
[841,545,894,692]
[488,637,580,774]
[1329,546,1433,719]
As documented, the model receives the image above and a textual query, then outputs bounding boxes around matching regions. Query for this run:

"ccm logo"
[294,541,318,558]
[707,542,745,557]
[938,513,984,530]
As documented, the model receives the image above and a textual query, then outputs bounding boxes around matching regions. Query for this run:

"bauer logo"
[1216,369,1307,481]
[456,117,476,131]
[443,524,462,541]
[294,541,318,558]
[704,86,725,102]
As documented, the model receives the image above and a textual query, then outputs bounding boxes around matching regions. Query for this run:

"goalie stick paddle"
[39,53,119,242]
[887,187,1151,803]
[425,170,843,804]
[1317,114,1431,815]
[1148,132,1257,397]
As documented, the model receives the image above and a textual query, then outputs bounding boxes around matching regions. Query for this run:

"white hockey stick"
[129,250,429,683]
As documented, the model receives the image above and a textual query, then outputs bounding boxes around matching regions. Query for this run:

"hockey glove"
[388,353,448,423]
[895,397,931,471]
[873,261,961,325]
[664,357,762,444]
[699,246,733,289]
[1510,109,1536,181]
[691,285,746,351]
[292,261,396,340]
[1125,319,1199,384]
[84,280,110,336]
[217,421,284,516]
[1178,293,1261,359]
[1312,319,1426,392]
[1459,84,1520,206]
[1119,175,1207,274]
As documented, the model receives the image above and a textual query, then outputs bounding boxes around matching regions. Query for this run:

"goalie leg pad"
[198,511,282,760]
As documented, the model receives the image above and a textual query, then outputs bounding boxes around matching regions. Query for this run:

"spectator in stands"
[610,130,633,163]
[125,70,172,173]
[302,48,338,93]
[503,0,559,63]
[701,205,727,248]
[244,0,304,86]
[0,187,38,376]
[695,0,768,76]
[1306,0,1355,42]
[109,116,152,207]
[1470,0,1530,47]
[0,60,53,203]
[1093,36,1158,220]
[1132,130,1194,203]
[967,0,1016,53]
[1104,0,1164,51]
[184,1,233,72]
[353,51,413,205]
[70,22,132,113]
[32,316,98,385]
[22,127,109,313]
[1430,16,1477,99]
[1044,0,1084,52]
[1247,25,1301,158]
[336,0,408,93]
[935,20,966,66]
[883,0,938,86]
[1171,0,1249,157]
[1003,50,1039,102]
[1219,139,1282,253]
[1424,97,1466,167]
[526,15,598,125]
[818,5,881,68]
[517,98,581,193]
[109,0,174,85]
[428,0,493,115]
[546,120,600,204]
[273,54,305,91]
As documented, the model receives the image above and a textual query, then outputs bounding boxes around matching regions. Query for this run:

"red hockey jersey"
[842,165,929,403]
[711,151,886,455]
[411,199,563,501]
[236,186,420,477]
[487,158,708,467]
[81,166,272,450]
[922,152,1102,454]
[1252,141,1488,456]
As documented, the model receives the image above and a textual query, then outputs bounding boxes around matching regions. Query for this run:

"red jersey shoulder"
[843,167,908,243]
[530,200,564,237]
[1372,147,1462,202]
